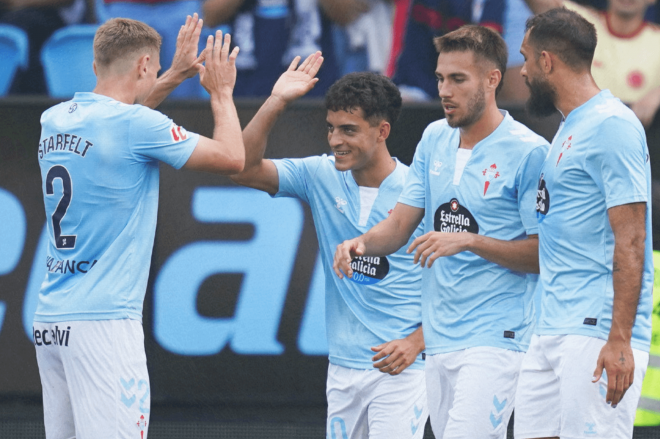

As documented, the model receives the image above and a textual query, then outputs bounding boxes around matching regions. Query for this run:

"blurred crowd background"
[0,1,657,112]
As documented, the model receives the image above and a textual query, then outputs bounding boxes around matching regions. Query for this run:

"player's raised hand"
[271,52,324,104]
[333,238,365,279]
[592,339,635,408]
[170,13,206,79]
[199,31,240,94]
[407,231,473,268]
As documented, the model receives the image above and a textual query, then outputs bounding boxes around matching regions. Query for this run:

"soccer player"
[229,65,429,437]
[34,16,245,438]
[514,8,653,439]
[334,25,549,438]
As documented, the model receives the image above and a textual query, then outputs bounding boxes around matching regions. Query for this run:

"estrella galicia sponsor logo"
[349,256,390,285]
[434,198,479,233]
[536,174,550,219]
[33,325,71,347]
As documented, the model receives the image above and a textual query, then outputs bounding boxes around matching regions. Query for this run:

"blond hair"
[93,18,162,67]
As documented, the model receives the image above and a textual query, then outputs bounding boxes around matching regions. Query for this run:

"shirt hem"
[397,197,424,209]
[33,311,143,323]
[425,338,529,355]
[605,194,647,210]
[329,355,425,370]
[534,327,650,352]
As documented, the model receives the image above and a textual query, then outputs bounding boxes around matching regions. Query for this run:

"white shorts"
[514,334,649,439]
[34,319,150,439]
[426,346,524,439]
[326,363,428,439]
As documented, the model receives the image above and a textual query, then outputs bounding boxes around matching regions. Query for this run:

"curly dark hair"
[325,72,402,127]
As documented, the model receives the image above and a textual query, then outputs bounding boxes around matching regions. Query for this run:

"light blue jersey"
[36,92,198,323]
[273,155,424,370]
[535,90,653,352]
[399,111,548,355]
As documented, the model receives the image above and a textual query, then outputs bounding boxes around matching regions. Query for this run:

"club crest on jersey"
[136,414,148,439]
[170,123,188,142]
[556,135,572,166]
[434,198,479,233]
[349,256,390,285]
[482,164,500,195]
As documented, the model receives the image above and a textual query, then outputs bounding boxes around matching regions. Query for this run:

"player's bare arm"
[523,0,564,14]
[408,232,540,273]
[230,52,324,194]
[371,326,424,376]
[333,203,424,278]
[184,31,244,174]
[592,202,646,407]
[143,13,206,109]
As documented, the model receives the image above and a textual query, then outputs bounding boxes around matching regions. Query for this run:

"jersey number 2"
[45,165,77,249]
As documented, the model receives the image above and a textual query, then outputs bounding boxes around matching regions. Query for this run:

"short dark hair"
[525,7,597,71]
[433,25,508,95]
[325,72,402,126]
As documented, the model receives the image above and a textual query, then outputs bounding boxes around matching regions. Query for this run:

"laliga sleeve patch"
[170,123,188,142]
[348,256,390,285]
[434,198,479,233]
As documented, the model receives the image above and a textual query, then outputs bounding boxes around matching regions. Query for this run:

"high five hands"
[271,52,324,104]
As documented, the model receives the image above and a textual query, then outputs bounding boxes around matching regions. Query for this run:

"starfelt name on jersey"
[46,256,98,274]
[38,133,94,159]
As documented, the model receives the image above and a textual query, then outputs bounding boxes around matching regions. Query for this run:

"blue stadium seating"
[0,25,28,96]
[41,25,99,98]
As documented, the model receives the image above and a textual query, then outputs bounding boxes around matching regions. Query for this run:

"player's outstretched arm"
[333,203,424,278]
[371,326,424,376]
[184,31,244,174]
[407,232,540,273]
[143,13,206,109]
[230,52,324,195]
[592,202,645,407]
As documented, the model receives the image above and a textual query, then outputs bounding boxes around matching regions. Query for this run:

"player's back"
[36,92,197,323]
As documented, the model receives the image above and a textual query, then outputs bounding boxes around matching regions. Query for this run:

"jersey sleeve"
[516,144,548,235]
[398,138,427,209]
[585,117,648,209]
[128,106,199,169]
[272,156,324,204]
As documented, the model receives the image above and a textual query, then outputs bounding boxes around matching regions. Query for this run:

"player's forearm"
[242,95,287,170]
[406,326,425,355]
[467,234,540,273]
[143,70,187,110]
[209,88,245,172]
[609,235,645,343]
[361,206,421,257]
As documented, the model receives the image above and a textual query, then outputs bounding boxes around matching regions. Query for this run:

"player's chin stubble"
[446,86,486,129]
[525,76,559,118]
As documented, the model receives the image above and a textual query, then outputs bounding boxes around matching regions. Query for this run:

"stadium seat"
[41,25,99,98]
[0,25,28,96]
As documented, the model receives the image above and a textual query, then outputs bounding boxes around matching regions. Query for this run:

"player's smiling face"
[326,108,385,173]
[435,50,487,129]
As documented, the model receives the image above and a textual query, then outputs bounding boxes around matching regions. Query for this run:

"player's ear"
[136,54,150,78]
[378,120,391,142]
[487,68,502,93]
[539,50,553,74]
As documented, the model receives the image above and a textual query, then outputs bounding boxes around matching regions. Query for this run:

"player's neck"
[351,145,396,188]
[93,77,139,105]
[458,103,503,150]
[606,9,646,37]
[553,73,601,118]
